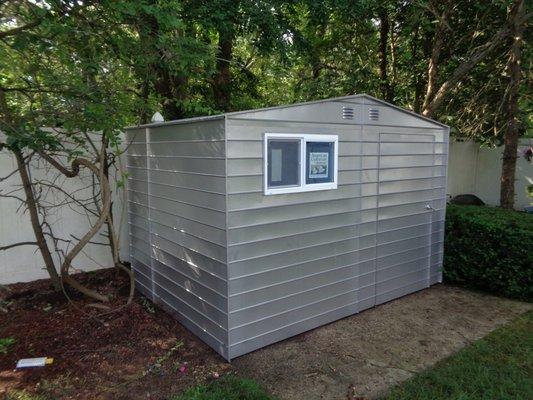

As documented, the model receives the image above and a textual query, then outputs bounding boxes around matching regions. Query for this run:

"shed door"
[373,132,435,306]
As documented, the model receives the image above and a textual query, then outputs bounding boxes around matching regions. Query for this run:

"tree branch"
[37,151,81,177]
[421,2,451,114]
[0,241,38,251]
[0,19,42,40]
[423,11,532,117]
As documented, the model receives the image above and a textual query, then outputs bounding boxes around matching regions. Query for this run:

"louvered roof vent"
[369,108,380,121]
[342,106,354,120]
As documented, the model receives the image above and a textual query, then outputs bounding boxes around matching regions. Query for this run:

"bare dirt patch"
[232,285,531,400]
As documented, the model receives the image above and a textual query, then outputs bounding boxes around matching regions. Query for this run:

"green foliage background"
[1,0,531,153]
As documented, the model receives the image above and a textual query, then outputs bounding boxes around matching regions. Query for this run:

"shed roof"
[126,94,448,130]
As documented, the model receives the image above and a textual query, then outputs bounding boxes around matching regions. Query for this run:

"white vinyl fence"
[447,138,532,209]
[0,147,129,285]
[1,137,531,285]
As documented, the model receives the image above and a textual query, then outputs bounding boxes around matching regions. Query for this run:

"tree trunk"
[213,29,234,112]
[100,133,119,265]
[154,70,188,120]
[412,22,424,113]
[44,151,112,303]
[389,20,397,101]
[135,6,188,121]
[14,149,62,291]
[500,0,525,209]
[0,86,61,290]
[378,8,393,102]
[421,4,449,116]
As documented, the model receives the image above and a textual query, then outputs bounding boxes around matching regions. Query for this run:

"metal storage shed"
[125,94,449,361]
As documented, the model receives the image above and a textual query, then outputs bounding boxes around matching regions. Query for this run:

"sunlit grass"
[171,375,275,400]
[382,311,533,400]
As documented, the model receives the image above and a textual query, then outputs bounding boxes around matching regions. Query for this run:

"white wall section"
[447,138,532,209]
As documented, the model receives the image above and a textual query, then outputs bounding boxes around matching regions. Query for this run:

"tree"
[182,0,286,113]
[500,0,526,209]
[0,0,136,302]
[420,0,528,118]
[116,0,213,121]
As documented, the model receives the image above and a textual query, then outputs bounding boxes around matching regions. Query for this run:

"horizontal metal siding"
[226,119,448,358]
[226,119,365,358]
[229,302,357,359]
[125,120,229,359]
[431,128,449,284]
[358,127,448,312]
[125,128,154,299]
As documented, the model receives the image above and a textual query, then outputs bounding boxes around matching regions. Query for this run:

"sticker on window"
[271,149,282,182]
[309,152,329,178]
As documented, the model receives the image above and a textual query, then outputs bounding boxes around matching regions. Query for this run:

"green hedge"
[443,205,533,301]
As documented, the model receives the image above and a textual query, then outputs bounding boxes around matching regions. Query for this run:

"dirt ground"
[1,270,530,399]
[233,284,532,399]
[0,269,228,400]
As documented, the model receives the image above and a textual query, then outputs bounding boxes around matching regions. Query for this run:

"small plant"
[140,297,156,314]
[0,299,11,313]
[0,337,16,354]
[4,390,49,400]
[147,340,183,374]
[171,361,183,373]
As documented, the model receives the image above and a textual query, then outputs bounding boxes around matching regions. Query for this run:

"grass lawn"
[171,375,274,400]
[382,310,533,400]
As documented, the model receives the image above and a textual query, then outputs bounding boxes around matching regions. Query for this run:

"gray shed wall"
[226,118,362,358]
[126,119,229,359]
[126,127,152,296]
[125,95,449,361]
[224,98,448,359]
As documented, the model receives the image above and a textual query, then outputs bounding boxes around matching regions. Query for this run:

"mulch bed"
[0,269,229,399]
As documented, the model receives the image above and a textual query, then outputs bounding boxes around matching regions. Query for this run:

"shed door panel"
[374,132,435,306]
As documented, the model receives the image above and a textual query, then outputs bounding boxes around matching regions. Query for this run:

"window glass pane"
[267,139,300,187]
[306,141,334,184]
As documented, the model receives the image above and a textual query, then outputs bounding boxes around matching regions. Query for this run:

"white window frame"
[264,133,338,195]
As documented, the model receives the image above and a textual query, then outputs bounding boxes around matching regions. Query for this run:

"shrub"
[443,205,533,301]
